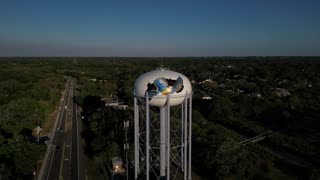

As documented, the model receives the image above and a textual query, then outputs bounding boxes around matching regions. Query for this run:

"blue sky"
[0,0,319,56]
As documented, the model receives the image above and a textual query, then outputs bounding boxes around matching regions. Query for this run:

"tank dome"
[134,69,192,106]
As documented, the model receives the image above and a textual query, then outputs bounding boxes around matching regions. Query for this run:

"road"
[240,130,273,145]
[237,129,316,169]
[39,77,85,180]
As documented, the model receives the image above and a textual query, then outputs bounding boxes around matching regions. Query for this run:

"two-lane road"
[39,77,84,180]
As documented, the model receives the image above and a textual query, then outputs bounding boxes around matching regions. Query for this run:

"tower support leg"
[166,95,171,180]
[184,93,188,180]
[188,94,192,180]
[160,107,166,178]
[146,94,150,180]
[134,97,139,179]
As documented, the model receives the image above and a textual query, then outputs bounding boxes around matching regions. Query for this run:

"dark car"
[112,174,124,180]
[57,127,64,132]
[39,136,50,144]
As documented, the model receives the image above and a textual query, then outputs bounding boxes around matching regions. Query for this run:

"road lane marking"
[58,143,66,179]
[41,79,69,180]
[57,82,68,129]
[46,146,56,180]
[75,83,81,179]
[69,84,73,175]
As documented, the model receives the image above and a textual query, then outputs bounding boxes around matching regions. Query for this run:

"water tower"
[134,68,192,180]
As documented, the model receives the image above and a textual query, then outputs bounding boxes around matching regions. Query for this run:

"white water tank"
[134,68,192,106]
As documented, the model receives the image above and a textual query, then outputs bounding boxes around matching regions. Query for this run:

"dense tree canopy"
[1,57,319,179]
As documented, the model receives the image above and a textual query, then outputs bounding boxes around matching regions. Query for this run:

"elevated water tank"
[134,68,192,106]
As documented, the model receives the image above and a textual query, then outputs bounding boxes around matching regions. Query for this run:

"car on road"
[55,145,61,152]
[57,127,64,132]
[44,140,50,145]
[38,136,50,144]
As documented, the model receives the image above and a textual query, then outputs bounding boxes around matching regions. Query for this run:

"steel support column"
[134,97,139,179]
[181,102,184,171]
[188,94,192,180]
[166,95,171,180]
[160,107,166,177]
[146,94,150,180]
[184,92,188,180]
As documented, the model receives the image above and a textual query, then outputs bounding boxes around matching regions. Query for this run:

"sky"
[0,0,319,56]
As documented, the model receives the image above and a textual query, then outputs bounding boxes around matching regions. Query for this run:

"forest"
[0,57,319,179]
[0,60,65,179]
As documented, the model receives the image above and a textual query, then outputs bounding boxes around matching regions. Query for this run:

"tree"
[214,138,240,179]
[208,96,233,122]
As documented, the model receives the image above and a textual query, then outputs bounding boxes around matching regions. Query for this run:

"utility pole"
[124,120,129,180]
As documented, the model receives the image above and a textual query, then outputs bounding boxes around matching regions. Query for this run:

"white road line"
[59,143,66,179]
[46,147,56,180]
[57,80,69,129]
[69,88,73,175]
[57,109,64,129]
[76,82,80,179]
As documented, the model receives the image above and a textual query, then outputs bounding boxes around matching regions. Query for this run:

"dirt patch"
[34,159,43,180]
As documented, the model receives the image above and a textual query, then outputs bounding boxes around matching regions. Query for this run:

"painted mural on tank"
[146,76,184,99]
